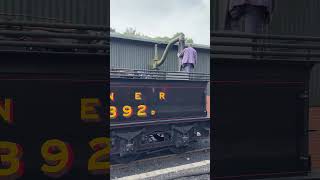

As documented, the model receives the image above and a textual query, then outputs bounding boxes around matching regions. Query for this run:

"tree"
[123,27,137,35]
[114,27,195,44]
[186,38,194,44]
[172,32,194,44]
[153,36,171,42]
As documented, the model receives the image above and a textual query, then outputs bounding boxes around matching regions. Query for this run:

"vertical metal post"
[154,44,158,60]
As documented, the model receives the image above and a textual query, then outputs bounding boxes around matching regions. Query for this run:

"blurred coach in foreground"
[225,0,274,33]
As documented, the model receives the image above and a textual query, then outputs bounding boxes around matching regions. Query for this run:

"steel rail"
[111,147,210,169]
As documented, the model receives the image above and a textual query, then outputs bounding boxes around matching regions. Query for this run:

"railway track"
[111,147,210,170]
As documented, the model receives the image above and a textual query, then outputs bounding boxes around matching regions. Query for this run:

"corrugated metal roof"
[110,32,210,50]
[0,0,108,25]
[110,34,210,73]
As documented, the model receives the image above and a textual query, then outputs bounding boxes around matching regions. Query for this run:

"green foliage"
[123,27,137,35]
[185,38,194,44]
[122,27,149,39]
[112,27,194,44]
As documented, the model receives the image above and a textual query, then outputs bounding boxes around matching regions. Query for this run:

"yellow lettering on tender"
[88,137,110,174]
[0,99,13,124]
[110,92,115,102]
[135,92,142,100]
[81,98,101,122]
[159,92,166,100]
[0,141,23,178]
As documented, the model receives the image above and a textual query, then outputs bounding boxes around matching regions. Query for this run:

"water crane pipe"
[150,33,185,70]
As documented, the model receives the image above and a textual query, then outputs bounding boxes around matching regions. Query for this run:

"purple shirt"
[178,47,197,65]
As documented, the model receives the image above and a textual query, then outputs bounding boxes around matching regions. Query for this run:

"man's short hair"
[187,43,193,47]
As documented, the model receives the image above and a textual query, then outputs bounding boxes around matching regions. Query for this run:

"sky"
[110,0,210,45]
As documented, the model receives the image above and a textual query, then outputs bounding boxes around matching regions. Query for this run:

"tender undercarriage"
[111,118,210,163]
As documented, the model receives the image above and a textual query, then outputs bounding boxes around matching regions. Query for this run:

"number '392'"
[110,105,148,119]
[0,137,110,178]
